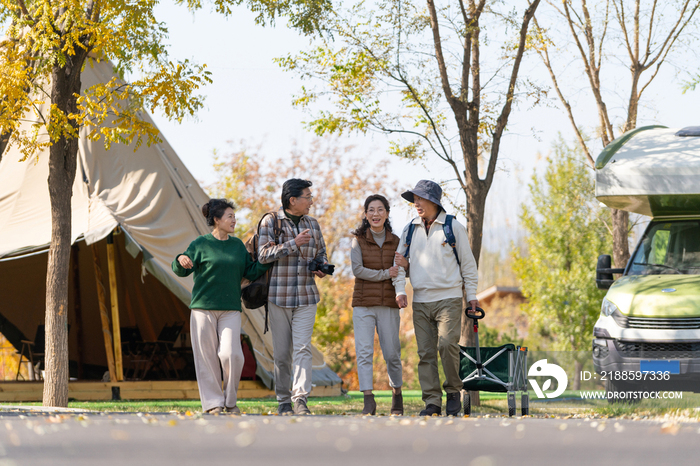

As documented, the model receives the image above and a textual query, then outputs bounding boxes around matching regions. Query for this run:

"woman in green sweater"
[172,198,271,415]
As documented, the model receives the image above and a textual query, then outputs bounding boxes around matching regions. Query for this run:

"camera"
[308,258,335,275]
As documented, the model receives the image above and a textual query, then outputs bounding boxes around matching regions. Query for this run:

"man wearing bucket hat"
[393,180,479,416]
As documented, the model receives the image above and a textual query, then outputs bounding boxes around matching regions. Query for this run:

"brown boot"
[390,392,404,415]
[362,394,377,415]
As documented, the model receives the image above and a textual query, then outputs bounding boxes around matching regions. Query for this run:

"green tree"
[532,0,700,271]
[278,0,541,268]
[0,0,330,407]
[513,139,611,383]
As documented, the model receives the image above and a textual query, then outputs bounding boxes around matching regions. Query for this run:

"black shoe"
[362,394,377,415]
[419,404,441,416]
[446,392,461,416]
[293,398,311,415]
[277,402,293,415]
[390,392,404,416]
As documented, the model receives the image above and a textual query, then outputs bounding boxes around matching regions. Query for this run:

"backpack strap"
[273,212,283,243]
[402,219,418,259]
[254,212,283,247]
[443,214,461,266]
[402,215,461,266]
[256,211,281,335]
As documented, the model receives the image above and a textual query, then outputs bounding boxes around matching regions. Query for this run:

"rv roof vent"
[675,126,700,137]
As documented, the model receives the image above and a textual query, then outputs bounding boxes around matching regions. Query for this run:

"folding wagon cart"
[459,307,529,416]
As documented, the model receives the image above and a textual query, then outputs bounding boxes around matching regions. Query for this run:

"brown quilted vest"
[351,229,400,308]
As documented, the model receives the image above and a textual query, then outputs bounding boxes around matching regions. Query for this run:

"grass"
[3,390,700,419]
[63,390,508,415]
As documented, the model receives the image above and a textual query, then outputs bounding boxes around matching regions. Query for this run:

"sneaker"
[206,406,223,415]
[225,406,241,415]
[419,404,442,416]
[445,392,461,416]
[277,402,293,415]
[293,398,311,415]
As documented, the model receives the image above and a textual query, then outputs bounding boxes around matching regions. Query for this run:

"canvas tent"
[596,126,700,216]
[0,59,342,389]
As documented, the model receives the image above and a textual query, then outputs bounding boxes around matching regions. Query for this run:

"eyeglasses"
[298,195,314,200]
[367,208,386,214]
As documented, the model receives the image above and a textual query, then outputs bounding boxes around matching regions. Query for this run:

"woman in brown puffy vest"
[351,194,403,415]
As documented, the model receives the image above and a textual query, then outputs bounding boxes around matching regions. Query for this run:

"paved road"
[0,411,696,466]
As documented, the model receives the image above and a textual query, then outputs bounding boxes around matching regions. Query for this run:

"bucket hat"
[401,180,444,212]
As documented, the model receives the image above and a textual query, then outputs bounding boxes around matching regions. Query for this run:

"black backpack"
[241,212,283,332]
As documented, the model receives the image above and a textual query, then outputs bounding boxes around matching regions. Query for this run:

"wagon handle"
[465,305,485,320]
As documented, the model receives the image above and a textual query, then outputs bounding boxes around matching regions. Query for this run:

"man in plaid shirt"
[258,178,328,415]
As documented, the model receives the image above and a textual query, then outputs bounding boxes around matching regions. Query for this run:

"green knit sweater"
[172,234,272,311]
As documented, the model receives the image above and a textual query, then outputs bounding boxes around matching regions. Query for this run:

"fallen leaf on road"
[660,423,679,435]
[110,430,129,441]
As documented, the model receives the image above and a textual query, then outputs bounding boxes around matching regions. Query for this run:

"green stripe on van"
[595,125,668,169]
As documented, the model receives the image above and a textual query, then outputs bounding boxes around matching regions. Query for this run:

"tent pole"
[90,243,117,382]
[106,232,124,382]
[71,244,84,379]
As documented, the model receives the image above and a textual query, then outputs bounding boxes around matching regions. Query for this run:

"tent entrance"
[0,232,196,381]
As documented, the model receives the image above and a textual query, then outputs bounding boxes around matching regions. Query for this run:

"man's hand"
[388,266,399,278]
[312,270,326,278]
[469,300,479,313]
[396,294,408,309]
[394,252,408,268]
[178,255,193,269]
[295,229,312,247]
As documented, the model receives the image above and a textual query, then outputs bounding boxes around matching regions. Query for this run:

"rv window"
[629,220,700,275]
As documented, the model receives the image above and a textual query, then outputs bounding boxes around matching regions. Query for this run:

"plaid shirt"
[257,207,328,308]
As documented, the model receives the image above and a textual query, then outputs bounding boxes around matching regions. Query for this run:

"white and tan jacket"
[392,211,478,303]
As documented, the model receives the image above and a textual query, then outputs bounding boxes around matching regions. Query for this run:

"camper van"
[593,125,700,394]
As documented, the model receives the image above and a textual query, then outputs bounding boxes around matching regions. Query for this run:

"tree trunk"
[611,208,630,270]
[459,181,487,336]
[573,359,583,391]
[458,180,489,407]
[0,130,11,164]
[43,62,83,407]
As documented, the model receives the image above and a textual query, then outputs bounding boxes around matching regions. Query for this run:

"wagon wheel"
[521,393,529,416]
[507,393,516,417]
[462,391,471,416]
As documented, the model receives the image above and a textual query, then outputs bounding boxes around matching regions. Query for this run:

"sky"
[148,3,700,255]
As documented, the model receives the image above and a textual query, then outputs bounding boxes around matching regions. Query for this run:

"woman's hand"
[388,265,399,278]
[178,255,193,269]
[394,252,408,268]
[396,295,408,308]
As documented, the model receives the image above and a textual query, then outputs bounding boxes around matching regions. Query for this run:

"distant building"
[476,285,529,341]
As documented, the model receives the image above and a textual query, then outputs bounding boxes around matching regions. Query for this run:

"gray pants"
[412,298,463,407]
[352,306,403,392]
[190,310,244,411]
[268,302,317,403]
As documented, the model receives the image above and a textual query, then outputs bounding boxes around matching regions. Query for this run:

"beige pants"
[412,298,463,407]
[353,306,403,392]
[268,302,317,403]
[190,310,244,411]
